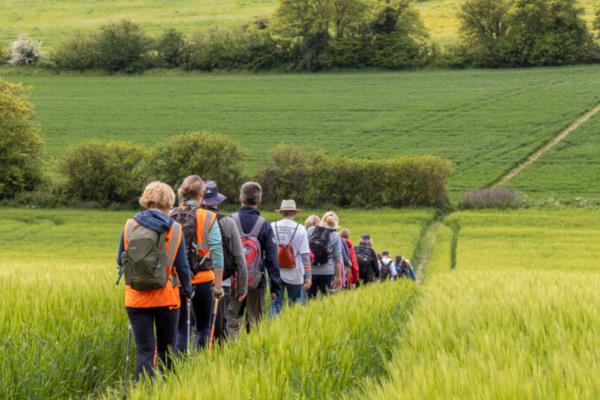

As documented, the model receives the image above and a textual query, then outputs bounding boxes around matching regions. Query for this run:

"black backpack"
[309,226,332,266]
[170,207,215,275]
[217,213,237,280]
[355,246,372,278]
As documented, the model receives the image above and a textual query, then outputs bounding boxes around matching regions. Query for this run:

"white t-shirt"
[271,219,310,285]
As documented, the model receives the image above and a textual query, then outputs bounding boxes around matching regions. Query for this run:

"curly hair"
[139,181,176,211]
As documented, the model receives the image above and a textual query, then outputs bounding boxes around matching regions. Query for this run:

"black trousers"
[175,281,214,352]
[308,274,333,298]
[126,306,179,380]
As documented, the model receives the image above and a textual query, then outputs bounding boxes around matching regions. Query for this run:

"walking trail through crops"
[494,102,600,186]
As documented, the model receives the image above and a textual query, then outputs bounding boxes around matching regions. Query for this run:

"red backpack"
[232,213,265,290]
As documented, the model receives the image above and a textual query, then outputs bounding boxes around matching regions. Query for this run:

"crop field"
[353,209,600,399]
[0,0,597,47]
[5,65,600,200]
[508,113,600,204]
[0,207,432,399]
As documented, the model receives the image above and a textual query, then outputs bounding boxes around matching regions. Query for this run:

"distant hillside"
[0,0,596,47]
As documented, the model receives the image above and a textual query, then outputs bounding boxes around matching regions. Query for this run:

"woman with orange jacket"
[171,175,224,351]
[116,181,193,380]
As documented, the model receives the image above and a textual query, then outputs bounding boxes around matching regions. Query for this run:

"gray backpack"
[120,220,181,291]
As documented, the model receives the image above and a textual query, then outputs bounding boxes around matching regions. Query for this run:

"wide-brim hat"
[202,180,227,207]
[276,199,301,213]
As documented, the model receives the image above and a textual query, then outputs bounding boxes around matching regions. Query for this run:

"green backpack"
[120,220,181,291]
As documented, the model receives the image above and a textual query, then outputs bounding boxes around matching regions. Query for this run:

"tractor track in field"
[493,102,600,186]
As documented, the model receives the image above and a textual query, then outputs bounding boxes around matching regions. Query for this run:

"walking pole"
[186,297,192,355]
[208,297,221,355]
[122,324,132,400]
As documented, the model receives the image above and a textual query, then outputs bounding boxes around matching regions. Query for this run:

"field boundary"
[413,211,448,283]
[493,102,600,186]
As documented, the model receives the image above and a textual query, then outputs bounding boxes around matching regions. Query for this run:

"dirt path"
[494,102,600,186]
[413,218,444,283]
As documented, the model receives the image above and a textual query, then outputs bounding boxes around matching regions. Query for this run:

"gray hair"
[240,181,262,206]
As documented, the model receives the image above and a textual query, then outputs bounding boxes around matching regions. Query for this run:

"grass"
[358,270,600,400]
[128,280,419,399]
[0,0,597,47]
[508,112,600,205]
[5,65,600,200]
[446,209,600,272]
[0,207,431,399]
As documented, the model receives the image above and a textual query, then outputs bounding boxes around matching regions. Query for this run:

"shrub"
[156,28,189,68]
[186,27,284,71]
[0,79,43,199]
[258,144,308,205]
[96,20,152,72]
[8,34,42,66]
[460,187,529,209]
[149,132,244,200]
[309,155,452,208]
[51,33,99,70]
[61,140,147,206]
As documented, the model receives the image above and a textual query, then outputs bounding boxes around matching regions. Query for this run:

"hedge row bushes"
[4,0,597,72]
[258,145,452,208]
[56,139,451,208]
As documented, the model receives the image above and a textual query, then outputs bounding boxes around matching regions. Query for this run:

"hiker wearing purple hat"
[201,181,248,340]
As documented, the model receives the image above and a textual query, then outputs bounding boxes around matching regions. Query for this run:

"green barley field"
[5,65,600,201]
[0,0,597,47]
[3,207,600,398]
[0,207,432,399]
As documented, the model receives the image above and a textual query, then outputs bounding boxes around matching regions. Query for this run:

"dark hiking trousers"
[175,281,214,352]
[308,274,333,298]
[126,306,179,381]
[213,286,232,342]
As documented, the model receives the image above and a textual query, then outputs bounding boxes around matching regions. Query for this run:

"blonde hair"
[320,211,339,229]
[304,214,320,228]
[178,175,205,202]
[139,181,176,211]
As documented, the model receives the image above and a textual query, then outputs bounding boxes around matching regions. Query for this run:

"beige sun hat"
[276,199,301,213]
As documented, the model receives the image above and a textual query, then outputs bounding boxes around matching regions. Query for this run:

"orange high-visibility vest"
[123,220,183,309]
[189,208,218,284]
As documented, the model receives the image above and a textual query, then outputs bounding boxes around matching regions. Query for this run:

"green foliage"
[51,32,99,70]
[96,20,153,72]
[595,9,600,37]
[258,144,308,205]
[0,79,43,199]
[458,0,594,67]
[186,26,284,71]
[149,132,245,200]
[156,28,189,68]
[60,140,147,206]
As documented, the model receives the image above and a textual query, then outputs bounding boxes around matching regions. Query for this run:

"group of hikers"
[116,177,416,381]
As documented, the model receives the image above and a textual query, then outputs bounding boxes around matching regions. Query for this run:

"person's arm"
[225,217,247,297]
[262,222,282,299]
[174,235,193,295]
[208,221,224,289]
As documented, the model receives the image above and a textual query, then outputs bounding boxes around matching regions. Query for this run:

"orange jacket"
[174,206,218,285]
[123,220,183,309]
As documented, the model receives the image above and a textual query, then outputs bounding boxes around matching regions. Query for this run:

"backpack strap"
[123,219,137,251]
[166,223,182,267]
[195,209,217,254]
[289,223,299,245]
[249,216,265,237]
[231,212,243,235]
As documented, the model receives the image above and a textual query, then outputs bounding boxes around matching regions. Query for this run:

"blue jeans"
[270,281,304,317]
[174,281,213,352]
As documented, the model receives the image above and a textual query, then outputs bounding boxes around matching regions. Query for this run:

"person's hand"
[237,291,247,302]
[332,275,342,290]
[213,286,224,301]
[304,277,312,290]
[182,287,194,299]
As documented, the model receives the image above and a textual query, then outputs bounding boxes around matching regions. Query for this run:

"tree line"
[3,0,600,72]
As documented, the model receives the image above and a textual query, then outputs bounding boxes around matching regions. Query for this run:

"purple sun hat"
[202,180,227,206]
